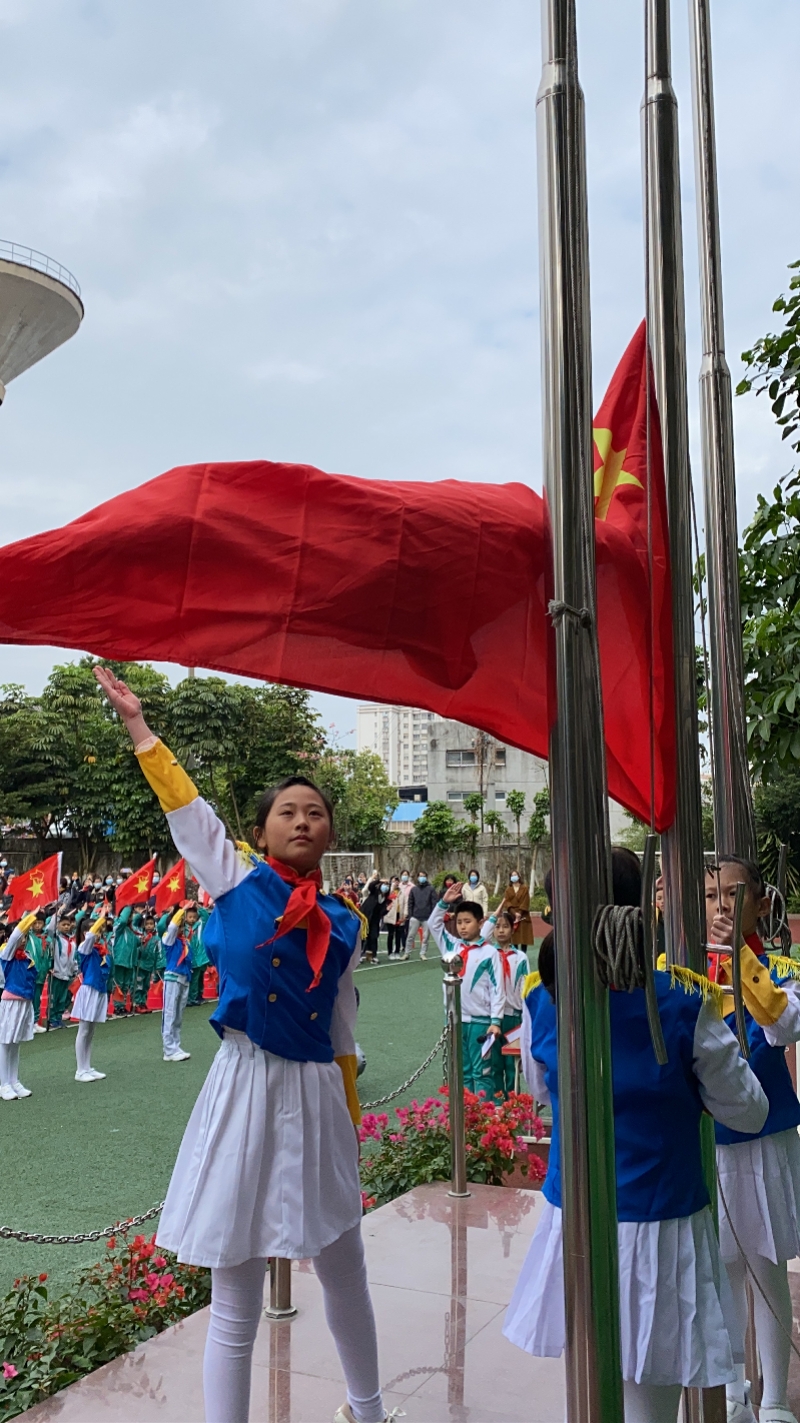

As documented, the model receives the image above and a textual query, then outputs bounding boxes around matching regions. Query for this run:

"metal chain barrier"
[0,1030,449,1242]
[0,1201,164,1245]
[360,1025,447,1110]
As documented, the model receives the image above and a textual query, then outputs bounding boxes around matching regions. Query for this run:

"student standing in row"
[0,911,40,1100]
[404,871,437,961]
[47,910,77,1029]
[161,906,193,1062]
[94,664,390,1423]
[28,911,50,1034]
[482,908,529,1097]
[707,856,800,1423]
[428,882,504,1095]
[187,903,211,1005]
[72,913,110,1083]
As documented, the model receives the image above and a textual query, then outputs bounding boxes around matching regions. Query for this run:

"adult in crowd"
[502,870,533,947]
[360,874,391,963]
[464,870,489,918]
[382,875,409,958]
[405,871,437,961]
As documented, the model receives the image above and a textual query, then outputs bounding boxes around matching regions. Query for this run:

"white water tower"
[0,240,83,404]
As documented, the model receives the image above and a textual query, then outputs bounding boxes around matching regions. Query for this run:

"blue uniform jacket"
[715,954,800,1146]
[203,860,360,1063]
[528,971,712,1223]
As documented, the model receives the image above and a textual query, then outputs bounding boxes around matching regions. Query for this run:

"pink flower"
[128,1288,149,1302]
[2,1363,18,1380]
[153,1256,167,1269]
[145,1273,161,1292]
[161,1274,174,1289]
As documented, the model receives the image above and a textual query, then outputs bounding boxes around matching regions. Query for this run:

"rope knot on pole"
[547,599,593,630]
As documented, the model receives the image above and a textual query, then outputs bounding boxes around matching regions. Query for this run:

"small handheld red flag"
[154,859,186,915]
[9,853,62,922]
[115,857,156,910]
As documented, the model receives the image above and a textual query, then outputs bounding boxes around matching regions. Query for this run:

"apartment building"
[356,704,434,793]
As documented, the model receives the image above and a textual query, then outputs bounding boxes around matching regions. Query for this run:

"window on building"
[494,748,507,766]
[447,790,464,801]
[495,790,506,802]
[446,749,476,767]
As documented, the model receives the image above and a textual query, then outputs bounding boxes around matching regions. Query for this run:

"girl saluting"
[94,666,391,1423]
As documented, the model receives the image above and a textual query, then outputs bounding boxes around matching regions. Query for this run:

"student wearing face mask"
[381,877,409,958]
[502,871,533,947]
[465,870,489,918]
[404,873,438,961]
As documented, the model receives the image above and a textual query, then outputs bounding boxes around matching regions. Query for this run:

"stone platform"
[21,1183,563,1423]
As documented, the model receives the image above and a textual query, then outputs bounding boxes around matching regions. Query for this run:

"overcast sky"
[0,0,797,741]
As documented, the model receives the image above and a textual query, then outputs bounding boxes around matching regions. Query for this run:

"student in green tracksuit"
[27,913,51,1033]
[186,904,210,1005]
[112,905,140,1015]
[46,912,78,1029]
[133,913,160,1011]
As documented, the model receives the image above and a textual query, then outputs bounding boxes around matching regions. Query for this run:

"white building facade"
[356,704,434,790]
[426,717,548,828]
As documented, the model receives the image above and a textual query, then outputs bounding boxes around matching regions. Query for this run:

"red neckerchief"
[746,931,764,955]
[265,859,331,991]
[498,946,514,982]
[456,942,481,978]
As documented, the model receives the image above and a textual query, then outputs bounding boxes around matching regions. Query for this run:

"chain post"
[263,1257,297,1321]
[444,972,469,1198]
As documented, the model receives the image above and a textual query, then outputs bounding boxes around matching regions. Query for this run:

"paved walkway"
[20,1183,563,1422]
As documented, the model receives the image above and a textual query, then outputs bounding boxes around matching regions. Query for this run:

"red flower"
[2,1362,18,1380]
[107,1237,116,1250]
[38,1273,48,1282]
[128,1288,149,1302]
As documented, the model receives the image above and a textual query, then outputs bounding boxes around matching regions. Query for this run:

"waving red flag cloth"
[8,853,62,922]
[0,332,674,828]
[154,858,186,915]
[593,321,674,827]
[115,857,156,910]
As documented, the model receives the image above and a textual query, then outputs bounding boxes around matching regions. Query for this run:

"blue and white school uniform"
[151,794,364,1269]
[72,926,111,1023]
[0,926,37,1044]
[504,973,768,1388]
[714,947,800,1265]
[160,916,193,1057]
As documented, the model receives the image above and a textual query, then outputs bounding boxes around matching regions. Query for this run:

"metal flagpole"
[642,0,706,976]
[643,3,725,1419]
[688,0,756,859]
[537,2,622,1419]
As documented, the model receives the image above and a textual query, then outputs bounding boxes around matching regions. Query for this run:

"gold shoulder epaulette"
[767,953,800,982]
[522,971,541,999]
[331,893,370,941]
[668,964,723,1017]
[235,839,263,867]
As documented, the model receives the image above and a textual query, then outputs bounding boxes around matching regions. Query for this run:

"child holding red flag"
[0,910,40,1100]
[72,912,110,1083]
[94,664,389,1423]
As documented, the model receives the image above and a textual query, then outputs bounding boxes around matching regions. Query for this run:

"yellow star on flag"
[30,873,45,899]
[593,427,643,521]
[168,875,181,892]
[136,876,150,893]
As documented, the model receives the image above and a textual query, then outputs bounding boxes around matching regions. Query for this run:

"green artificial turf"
[0,951,457,1295]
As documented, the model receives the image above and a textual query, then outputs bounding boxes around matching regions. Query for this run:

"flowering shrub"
[359,1086,546,1207]
[0,1232,210,1421]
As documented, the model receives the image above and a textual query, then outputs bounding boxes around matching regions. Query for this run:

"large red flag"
[8,853,62,921]
[115,857,156,909]
[0,328,675,829]
[154,859,186,915]
[593,321,674,827]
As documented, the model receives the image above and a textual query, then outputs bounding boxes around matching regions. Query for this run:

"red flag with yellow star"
[8,853,62,922]
[115,857,156,910]
[593,320,674,826]
[154,859,186,915]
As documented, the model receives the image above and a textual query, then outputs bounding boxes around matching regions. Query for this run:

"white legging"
[76,1021,96,1075]
[203,1224,383,1423]
[0,1043,20,1087]
[725,1252,792,1410]
[622,1381,682,1423]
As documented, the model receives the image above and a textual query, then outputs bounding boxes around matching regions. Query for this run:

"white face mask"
[510,875,519,884]
[401,874,408,882]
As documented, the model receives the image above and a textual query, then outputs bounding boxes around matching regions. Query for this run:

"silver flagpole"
[537,1,622,1418]
[688,0,756,858]
[642,0,706,975]
[643,4,726,1419]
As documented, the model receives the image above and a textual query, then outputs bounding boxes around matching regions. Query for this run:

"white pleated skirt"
[157,1029,362,1269]
[0,997,34,1045]
[717,1126,800,1264]
[71,985,108,1024]
[503,1200,738,1388]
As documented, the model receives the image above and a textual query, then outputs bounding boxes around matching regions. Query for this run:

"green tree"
[506,790,526,868]
[411,800,460,865]
[736,262,800,781]
[34,661,119,869]
[315,749,398,850]
[526,787,551,888]
[463,792,484,834]
[0,685,63,845]
[754,773,800,899]
[484,809,505,890]
[457,818,479,868]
